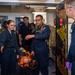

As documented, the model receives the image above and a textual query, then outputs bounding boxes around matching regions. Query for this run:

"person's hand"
[25,35,34,40]
[17,55,19,59]
[0,46,4,53]
[19,41,22,46]
[66,62,72,70]
[19,47,24,50]
[31,51,34,56]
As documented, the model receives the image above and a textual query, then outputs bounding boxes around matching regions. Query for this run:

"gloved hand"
[66,62,72,70]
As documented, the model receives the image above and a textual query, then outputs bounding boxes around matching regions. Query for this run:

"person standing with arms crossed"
[65,0,75,75]
[25,14,50,75]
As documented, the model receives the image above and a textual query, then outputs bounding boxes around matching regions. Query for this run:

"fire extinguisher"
[60,18,63,26]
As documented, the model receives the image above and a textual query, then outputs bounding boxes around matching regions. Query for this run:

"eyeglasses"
[67,6,72,9]
[65,6,72,10]
[35,19,42,22]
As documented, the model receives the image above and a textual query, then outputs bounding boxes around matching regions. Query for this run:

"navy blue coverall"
[0,29,19,75]
[19,24,32,52]
[31,24,50,75]
[67,21,75,75]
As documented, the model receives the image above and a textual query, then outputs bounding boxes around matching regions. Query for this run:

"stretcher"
[18,47,38,70]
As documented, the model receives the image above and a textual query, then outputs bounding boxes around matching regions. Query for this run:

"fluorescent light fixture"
[32,12,46,14]
[46,7,56,9]
[20,16,24,17]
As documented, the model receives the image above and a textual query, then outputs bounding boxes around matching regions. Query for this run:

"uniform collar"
[36,23,44,30]
[71,21,75,30]
[71,21,75,34]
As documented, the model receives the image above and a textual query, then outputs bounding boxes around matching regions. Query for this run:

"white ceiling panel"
[0,0,63,3]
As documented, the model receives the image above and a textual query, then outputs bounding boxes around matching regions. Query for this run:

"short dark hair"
[3,21,7,25]
[2,21,7,27]
[65,0,75,7]
[23,16,29,20]
[30,23,35,27]
[36,14,43,19]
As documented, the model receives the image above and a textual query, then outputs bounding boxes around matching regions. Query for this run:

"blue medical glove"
[66,62,72,70]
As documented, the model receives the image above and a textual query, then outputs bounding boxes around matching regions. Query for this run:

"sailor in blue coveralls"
[65,0,75,75]
[25,15,50,75]
[0,20,19,75]
[66,21,75,75]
